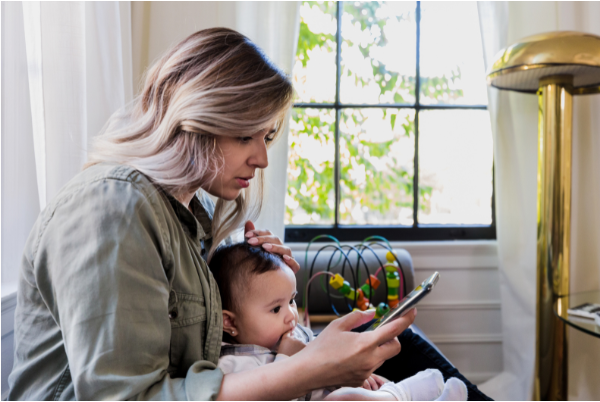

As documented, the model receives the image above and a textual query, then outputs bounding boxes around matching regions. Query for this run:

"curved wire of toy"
[348,243,390,302]
[318,246,347,299]
[303,237,408,320]
[336,244,382,312]
[307,244,359,315]
[304,235,345,300]
[302,271,335,327]
[360,241,407,298]
[355,236,392,283]
[363,235,392,248]
[324,246,361,313]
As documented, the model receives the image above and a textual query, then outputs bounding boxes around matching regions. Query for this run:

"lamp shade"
[487,31,600,93]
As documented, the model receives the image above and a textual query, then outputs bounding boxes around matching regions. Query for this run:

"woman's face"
[202,128,276,201]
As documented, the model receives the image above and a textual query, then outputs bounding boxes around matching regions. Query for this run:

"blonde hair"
[86,28,294,259]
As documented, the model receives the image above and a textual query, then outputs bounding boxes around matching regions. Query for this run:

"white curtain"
[21,1,133,210]
[234,2,300,241]
[130,1,301,241]
[478,2,600,400]
[1,2,132,287]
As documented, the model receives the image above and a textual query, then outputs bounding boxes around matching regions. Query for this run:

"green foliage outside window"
[286,1,467,226]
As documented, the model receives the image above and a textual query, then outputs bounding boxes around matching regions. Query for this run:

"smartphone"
[363,271,440,332]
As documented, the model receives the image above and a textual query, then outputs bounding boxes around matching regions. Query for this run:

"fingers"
[362,379,372,391]
[244,230,301,273]
[262,244,300,273]
[244,220,256,234]
[245,229,280,244]
[367,376,378,390]
[331,310,376,331]
[369,308,416,346]
[245,233,279,245]
[374,337,402,362]
[373,374,388,386]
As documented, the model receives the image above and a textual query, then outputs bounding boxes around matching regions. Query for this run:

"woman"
[8,28,415,400]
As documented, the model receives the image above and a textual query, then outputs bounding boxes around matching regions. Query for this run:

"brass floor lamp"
[486,32,600,401]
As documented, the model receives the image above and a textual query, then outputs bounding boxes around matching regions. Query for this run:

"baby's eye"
[272,306,281,314]
[289,298,296,305]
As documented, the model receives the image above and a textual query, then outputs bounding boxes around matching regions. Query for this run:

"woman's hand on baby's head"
[277,329,307,357]
[244,221,300,273]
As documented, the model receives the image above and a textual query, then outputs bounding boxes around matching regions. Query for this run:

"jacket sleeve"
[33,178,223,400]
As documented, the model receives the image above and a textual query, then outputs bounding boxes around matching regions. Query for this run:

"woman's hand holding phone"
[296,308,416,389]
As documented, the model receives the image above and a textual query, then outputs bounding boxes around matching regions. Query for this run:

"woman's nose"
[248,140,268,169]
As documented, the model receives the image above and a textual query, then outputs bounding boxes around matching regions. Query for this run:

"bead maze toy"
[301,235,406,327]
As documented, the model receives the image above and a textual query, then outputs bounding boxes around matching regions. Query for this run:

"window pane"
[418,110,493,225]
[340,108,415,225]
[419,2,488,105]
[340,2,416,105]
[294,1,337,104]
[285,108,336,225]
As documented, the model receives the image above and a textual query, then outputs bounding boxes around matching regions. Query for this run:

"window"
[285,1,495,242]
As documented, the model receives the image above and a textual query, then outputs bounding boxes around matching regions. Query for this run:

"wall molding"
[461,371,500,386]
[287,240,498,254]
[427,333,503,344]
[417,301,501,310]
[1,292,17,313]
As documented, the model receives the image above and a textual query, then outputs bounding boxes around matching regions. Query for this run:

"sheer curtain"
[131,1,301,240]
[2,1,132,292]
[478,2,600,400]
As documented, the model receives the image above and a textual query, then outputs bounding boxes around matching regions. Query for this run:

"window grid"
[285,1,496,243]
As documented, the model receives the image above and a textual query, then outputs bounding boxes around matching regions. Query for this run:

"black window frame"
[285,1,496,243]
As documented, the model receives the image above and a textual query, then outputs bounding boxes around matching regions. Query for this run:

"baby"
[209,242,467,401]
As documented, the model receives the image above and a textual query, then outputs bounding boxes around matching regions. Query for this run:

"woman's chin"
[203,187,241,201]
[221,189,242,201]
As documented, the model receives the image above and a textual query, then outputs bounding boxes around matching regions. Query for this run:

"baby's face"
[234,264,299,350]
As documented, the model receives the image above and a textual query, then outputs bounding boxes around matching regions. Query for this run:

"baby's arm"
[217,354,263,375]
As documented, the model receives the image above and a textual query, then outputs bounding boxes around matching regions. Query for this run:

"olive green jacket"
[8,163,224,400]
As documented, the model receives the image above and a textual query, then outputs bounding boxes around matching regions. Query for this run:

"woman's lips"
[236,178,250,188]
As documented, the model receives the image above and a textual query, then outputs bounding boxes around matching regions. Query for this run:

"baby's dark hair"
[209,242,286,312]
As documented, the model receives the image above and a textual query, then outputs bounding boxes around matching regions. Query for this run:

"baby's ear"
[222,310,238,337]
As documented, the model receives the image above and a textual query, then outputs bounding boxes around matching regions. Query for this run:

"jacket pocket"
[168,292,206,375]
[168,292,206,328]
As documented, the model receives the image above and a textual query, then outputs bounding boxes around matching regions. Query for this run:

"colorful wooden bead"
[329,273,344,289]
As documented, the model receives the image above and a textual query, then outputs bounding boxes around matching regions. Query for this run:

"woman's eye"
[265,136,275,143]
[272,306,281,314]
[239,136,252,143]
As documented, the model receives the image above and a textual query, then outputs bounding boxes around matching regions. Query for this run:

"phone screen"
[363,271,440,332]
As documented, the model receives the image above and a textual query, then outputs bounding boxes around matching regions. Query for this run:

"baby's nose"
[284,308,296,326]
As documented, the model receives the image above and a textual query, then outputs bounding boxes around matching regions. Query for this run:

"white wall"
[2,295,17,399]
[401,242,503,385]
[131,2,238,94]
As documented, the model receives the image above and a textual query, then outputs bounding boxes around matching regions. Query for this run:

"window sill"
[1,283,18,304]
[286,239,498,253]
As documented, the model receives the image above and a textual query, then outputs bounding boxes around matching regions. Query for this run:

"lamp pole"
[487,32,600,401]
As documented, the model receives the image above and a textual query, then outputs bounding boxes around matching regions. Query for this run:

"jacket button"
[169,310,178,319]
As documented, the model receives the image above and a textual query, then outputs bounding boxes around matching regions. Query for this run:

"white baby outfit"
[218,325,329,400]
[217,325,467,401]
